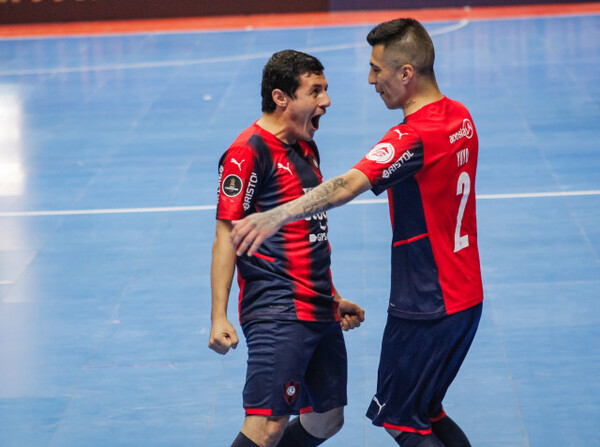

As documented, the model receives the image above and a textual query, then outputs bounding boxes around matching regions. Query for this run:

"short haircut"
[261,50,324,113]
[366,18,435,77]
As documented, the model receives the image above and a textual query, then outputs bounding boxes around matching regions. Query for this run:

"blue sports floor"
[0,9,599,447]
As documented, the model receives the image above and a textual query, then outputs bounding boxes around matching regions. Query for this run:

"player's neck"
[257,114,297,145]
[402,82,444,117]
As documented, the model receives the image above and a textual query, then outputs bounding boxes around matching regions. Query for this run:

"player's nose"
[320,90,331,108]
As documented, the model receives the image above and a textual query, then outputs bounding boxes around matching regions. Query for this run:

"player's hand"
[231,211,282,256]
[208,318,239,355]
[337,298,365,331]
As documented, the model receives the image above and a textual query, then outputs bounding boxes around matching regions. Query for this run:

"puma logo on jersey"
[231,158,245,171]
[277,162,293,175]
[371,396,387,416]
[394,129,409,139]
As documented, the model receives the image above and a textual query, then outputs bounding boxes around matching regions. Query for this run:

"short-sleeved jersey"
[216,122,338,325]
[353,96,484,320]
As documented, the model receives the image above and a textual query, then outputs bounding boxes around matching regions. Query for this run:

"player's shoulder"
[219,143,256,168]
[375,124,422,152]
[444,97,474,119]
[382,123,420,141]
[228,123,262,149]
[221,124,266,161]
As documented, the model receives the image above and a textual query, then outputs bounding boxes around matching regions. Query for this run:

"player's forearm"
[210,221,237,320]
[210,261,234,321]
[272,169,370,226]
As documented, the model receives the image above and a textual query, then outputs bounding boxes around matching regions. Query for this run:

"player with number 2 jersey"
[353,96,483,320]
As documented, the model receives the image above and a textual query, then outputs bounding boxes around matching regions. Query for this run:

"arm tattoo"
[267,175,349,225]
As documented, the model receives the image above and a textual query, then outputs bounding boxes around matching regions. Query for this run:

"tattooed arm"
[231,168,372,256]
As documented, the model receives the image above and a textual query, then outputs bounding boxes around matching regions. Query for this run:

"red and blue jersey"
[217,122,338,325]
[353,97,484,319]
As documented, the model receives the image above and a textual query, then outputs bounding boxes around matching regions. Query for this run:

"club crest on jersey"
[366,143,395,164]
[222,174,243,197]
[283,381,300,405]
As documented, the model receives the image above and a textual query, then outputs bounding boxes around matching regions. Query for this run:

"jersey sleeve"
[216,145,261,221]
[353,125,424,196]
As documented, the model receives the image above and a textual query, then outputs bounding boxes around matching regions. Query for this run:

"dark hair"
[261,50,324,113]
[366,18,435,76]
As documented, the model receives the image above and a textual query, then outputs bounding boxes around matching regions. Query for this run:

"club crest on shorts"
[283,381,299,405]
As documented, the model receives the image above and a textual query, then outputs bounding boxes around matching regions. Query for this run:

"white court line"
[0,205,215,217]
[0,20,468,76]
[0,190,598,217]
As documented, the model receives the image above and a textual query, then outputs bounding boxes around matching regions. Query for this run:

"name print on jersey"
[457,148,469,168]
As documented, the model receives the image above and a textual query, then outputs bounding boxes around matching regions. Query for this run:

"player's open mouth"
[311,114,321,130]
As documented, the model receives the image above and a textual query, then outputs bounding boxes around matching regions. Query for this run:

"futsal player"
[209,50,365,447]
[231,19,484,447]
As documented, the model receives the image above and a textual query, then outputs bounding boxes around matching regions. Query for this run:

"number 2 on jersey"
[454,171,470,253]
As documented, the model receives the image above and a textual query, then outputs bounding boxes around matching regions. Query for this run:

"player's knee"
[302,407,344,438]
[325,408,344,437]
[242,415,289,447]
[262,418,289,446]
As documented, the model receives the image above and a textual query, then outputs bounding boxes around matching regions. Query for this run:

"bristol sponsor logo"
[382,149,415,179]
[242,172,258,210]
[449,119,474,144]
[366,143,395,164]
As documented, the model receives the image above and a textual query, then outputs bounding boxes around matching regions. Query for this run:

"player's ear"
[399,64,415,84]
[272,89,288,108]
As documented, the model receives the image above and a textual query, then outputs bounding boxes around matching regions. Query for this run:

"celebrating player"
[209,50,365,447]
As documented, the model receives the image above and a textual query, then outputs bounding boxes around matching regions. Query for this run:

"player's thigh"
[242,320,323,416]
[304,322,348,413]
[427,303,482,416]
[368,305,482,429]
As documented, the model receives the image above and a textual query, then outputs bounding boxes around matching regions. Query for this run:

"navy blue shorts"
[366,303,482,434]
[242,319,347,417]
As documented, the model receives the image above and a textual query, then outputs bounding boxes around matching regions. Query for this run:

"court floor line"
[0,190,598,217]
[0,20,468,77]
